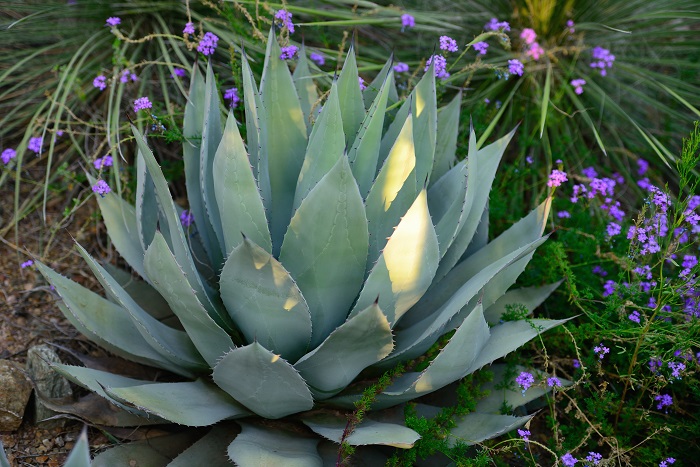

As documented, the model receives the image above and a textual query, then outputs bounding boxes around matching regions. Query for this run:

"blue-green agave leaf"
[144,232,235,366]
[427,159,468,257]
[228,422,322,467]
[292,80,345,212]
[62,428,90,467]
[293,44,319,136]
[281,155,369,347]
[167,425,238,467]
[259,28,308,256]
[294,302,393,399]
[0,439,10,467]
[106,379,249,426]
[213,342,314,419]
[92,431,201,467]
[409,63,437,189]
[484,281,563,325]
[303,415,419,448]
[430,92,461,185]
[213,110,271,255]
[134,149,158,253]
[336,44,365,148]
[362,55,398,109]
[220,237,312,362]
[351,189,439,327]
[241,51,264,186]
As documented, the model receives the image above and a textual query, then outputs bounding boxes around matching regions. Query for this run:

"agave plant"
[33,28,565,465]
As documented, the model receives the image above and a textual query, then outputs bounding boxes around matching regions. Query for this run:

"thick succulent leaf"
[281,155,369,347]
[213,110,271,254]
[135,149,158,252]
[364,114,417,266]
[228,422,322,467]
[183,63,221,268]
[362,55,398,108]
[144,232,235,366]
[200,60,226,262]
[293,44,319,135]
[106,379,249,426]
[36,263,186,375]
[0,440,10,467]
[336,44,365,148]
[484,281,563,325]
[241,51,263,185]
[467,318,568,373]
[414,404,531,446]
[259,28,308,256]
[427,160,468,257]
[351,189,439,327]
[292,80,345,212]
[462,201,489,259]
[75,243,208,373]
[302,415,419,448]
[167,425,238,467]
[430,92,461,185]
[436,128,515,280]
[348,69,393,198]
[62,428,90,467]
[220,237,312,361]
[409,64,437,189]
[294,302,393,399]
[378,96,410,172]
[212,342,314,419]
[92,431,201,467]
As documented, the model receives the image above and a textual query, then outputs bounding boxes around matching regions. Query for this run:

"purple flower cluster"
[649,357,663,374]
[517,428,530,441]
[590,46,615,76]
[358,77,366,91]
[439,36,458,52]
[310,52,325,66]
[400,14,415,30]
[515,371,535,393]
[547,169,568,188]
[567,20,575,34]
[628,310,641,323]
[28,137,42,154]
[547,376,561,388]
[120,69,138,83]
[93,75,107,91]
[1,148,16,164]
[425,55,449,80]
[106,17,121,27]
[507,59,524,77]
[571,78,586,95]
[655,393,673,411]
[133,96,152,112]
[659,458,676,467]
[92,179,111,197]
[274,10,295,33]
[180,209,194,227]
[485,18,510,32]
[393,62,409,73]
[172,68,187,78]
[197,32,219,56]
[473,41,489,55]
[21,260,34,269]
[586,452,603,465]
[561,453,578,466]
[183,22,195,35]
[593,343,610,359]
[93,155,113,169]
[280,45,298,60]
[224,88,240,108]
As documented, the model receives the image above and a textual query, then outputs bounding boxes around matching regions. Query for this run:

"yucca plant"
[32,27,565,465]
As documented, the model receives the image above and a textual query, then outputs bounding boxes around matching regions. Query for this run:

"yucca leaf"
[228,422,322,467]
[213,110,271,255]
[431,92,461,185]
[220,237,312,361]
[281,155,369,347]
[483,281,563,325]
[302,415,420,448]
[351,189,439,327]
[144,232,236,366]
[292,80,345,212]
[293,44,319,135]
[295,302,393,399]
[259,28,308,256]
[62,428,90,467]
[92,431,202,467]
[167,425,238,467]
[336,44,365,148]
[213,342,314,419]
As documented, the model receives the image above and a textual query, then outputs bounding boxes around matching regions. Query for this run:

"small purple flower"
[668,361,685,379]
[180,209,194,227]
[628,310,641,323]
[572,359,580,369]
[20,260,34,269]
[280,45,298,60]
[547,169,568,188]
[508,59,524,77]
[106,17,121,27]
[94,155,113,169]
[525,155,533,164]
[393,62,409,73]
[310,52,325,66]
[571,78,586,95]
[517,429,530,441]
[586,452,602,465]
[592,266,608,277]
[602,280,616,297]
[358,77,366,91]
[606,222,621,237]
[655,393,673,411]
[547,376,561,388]
[561,453,578,466]
[485,18,510,32]
[401,13,415,30]
[92,179,111,197]
[439,35,458,52]
[557,211,571,218]
[515,371,535,394]
[473,41,489,55]
[133,96,152,112]
[593,343,610,359]
[1,148,16,164]
[590,46,615,76]
[520,28,537,45]
[274,9,295,33]
[28,137,43,154]
[183,22,195,35]
[224,88,240,108]
[649,357,663,373]
[172,67,187,78]
[425,55,449,80]
[637,158,649,175]
[659,457,676,467]
[567,20,575,34]
[93,75,107,91]
[197,32,219,56]
[526,42,544,60]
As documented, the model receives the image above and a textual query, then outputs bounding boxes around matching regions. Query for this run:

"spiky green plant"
[33,27,565,465]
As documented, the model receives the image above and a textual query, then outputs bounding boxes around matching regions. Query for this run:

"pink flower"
[526,42,544,60]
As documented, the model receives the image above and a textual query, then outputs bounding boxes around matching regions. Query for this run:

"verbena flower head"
[180,209,194,227]
[659,457,676,467]
[486,18,511,32]
[515,371,535,393]
[279,45,298,60]
[172,68,187,78]
[28,137,42,154]
[557,211,571,218]
[603,280,616,297]
[425,55,449,80]
[593,343,610,359]
[224,88,240,108]
[358,77,366,91]
[21,260,34,269]
[401,13,415,30]
[668,361,685,379]
[586,452,603,465]
[547,376,561,388]
[526,42,544,60]
[567,20,575,34]
[573,359,580,368]
[183,22,195,35]
[520,28,537,45]
[547,169,568,188]
[590,46,615,76]
[310,52,325,66]
[571,78,586,95]
[133,97,152,112]
[473,41,489,55]
[628,310,641,323]
[94,155,113,169]
[274,10,295,33]
[197,32,219,56]
[508,59,524,77]
[92,179,111,197]
[561,453,578,466]
[517,428,530,441]
[439,36,458,52]
[1,148,16,164]
[606,222,621,237]
[106,17,121,27]
[655,393,673,411]
[93,75,107,91]
[393,62,409,73]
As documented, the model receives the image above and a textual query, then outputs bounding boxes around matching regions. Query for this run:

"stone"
[26,345,73,427]
[0,360,32,431]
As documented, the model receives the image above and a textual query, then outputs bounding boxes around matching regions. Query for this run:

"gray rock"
[26,345,73,427]
[0,360,32,431]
